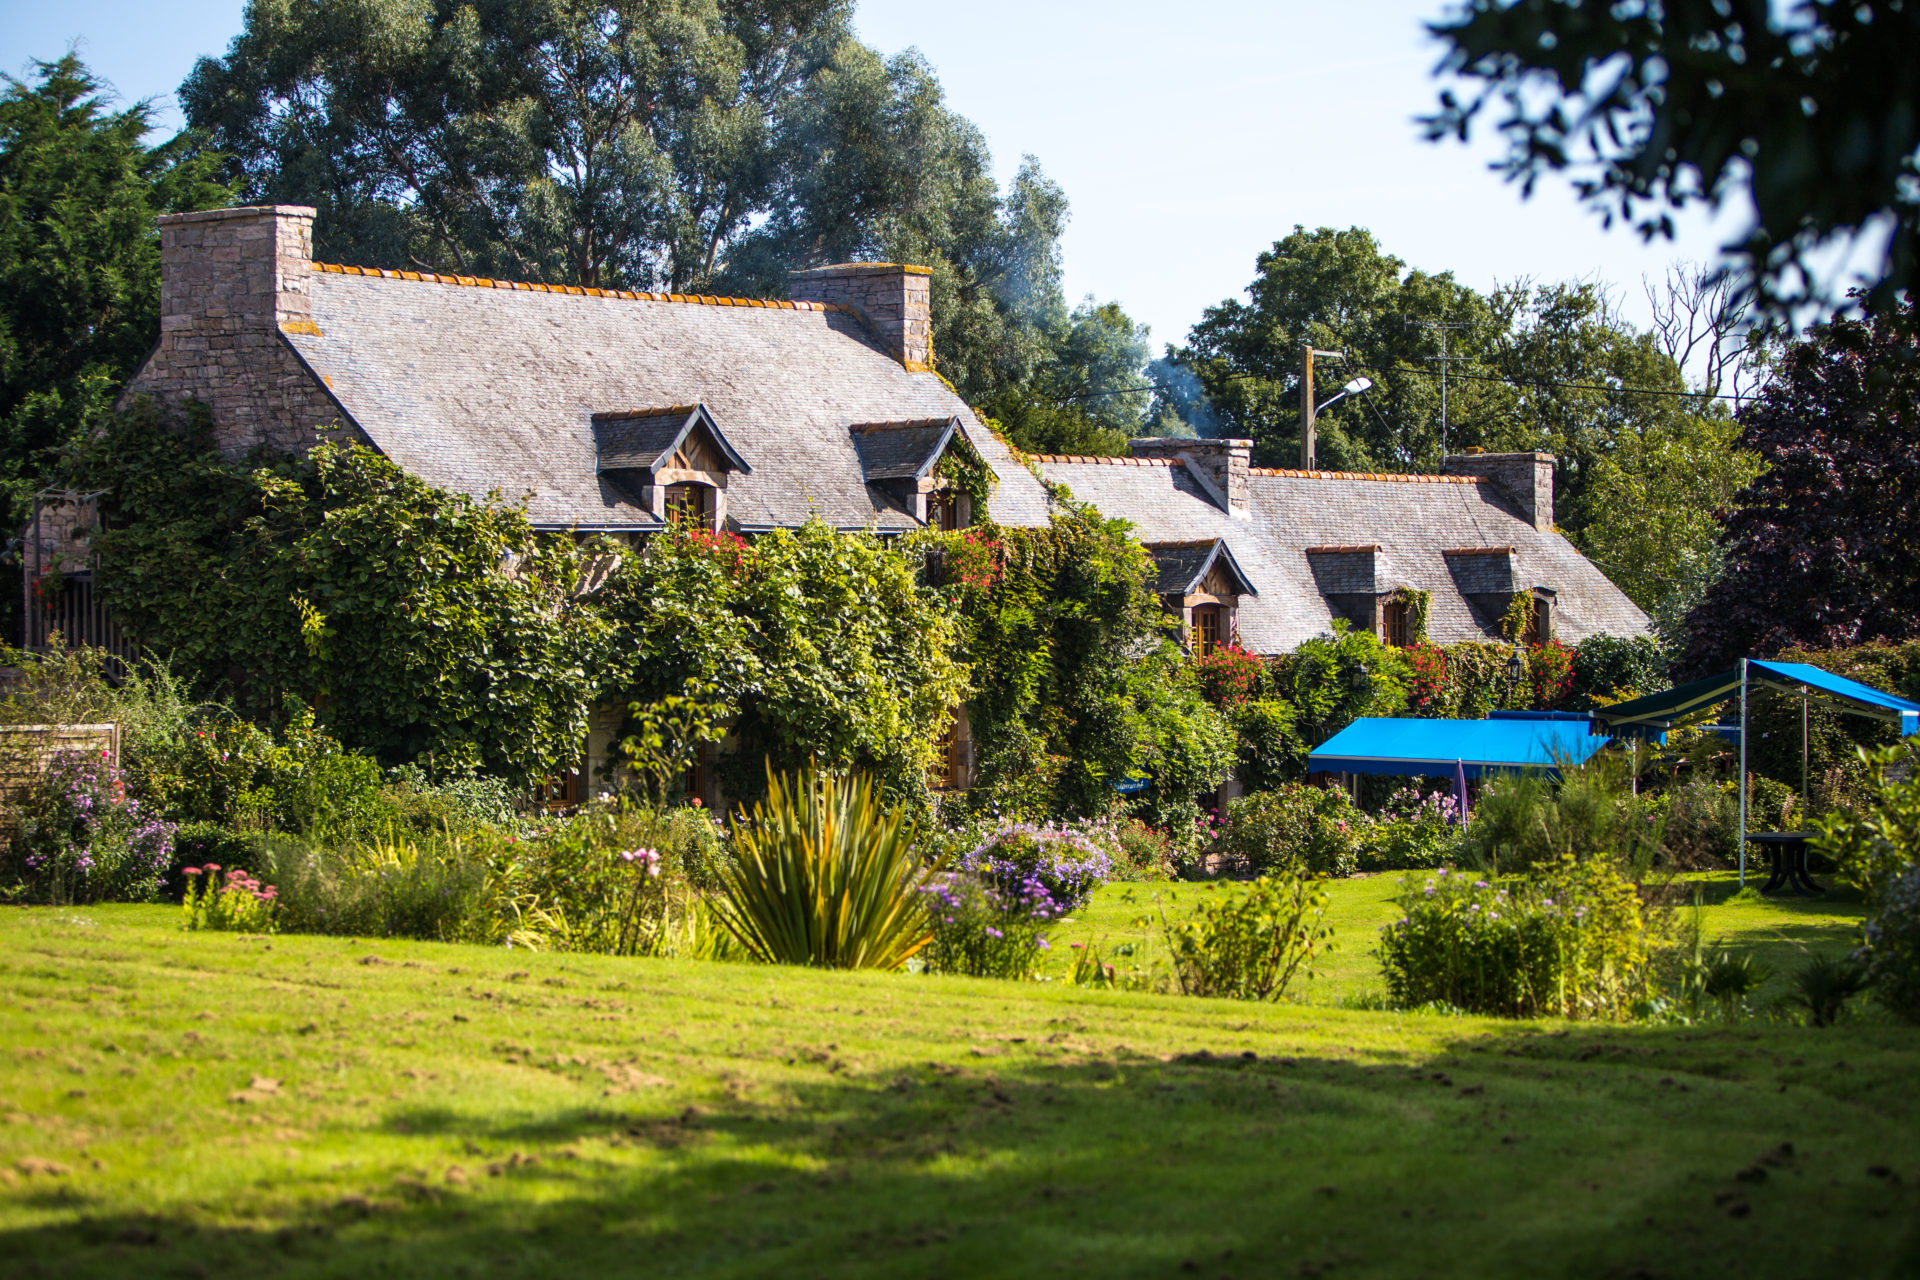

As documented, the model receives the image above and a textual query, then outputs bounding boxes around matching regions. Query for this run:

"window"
[685,746,708,806]
[1382,598,1411,648]
[665,483,712,529]
[1193,604,1223,655]
[930,718,956,789]
[927,489,959,532]
[536,759,583,811]
[1527,593,1552,646]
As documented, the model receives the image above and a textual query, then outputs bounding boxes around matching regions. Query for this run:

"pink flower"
[181,867,202,877]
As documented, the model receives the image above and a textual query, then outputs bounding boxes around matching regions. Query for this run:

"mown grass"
[1,884,1914,1279]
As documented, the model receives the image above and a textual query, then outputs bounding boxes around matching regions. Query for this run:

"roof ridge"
[1029,454,1175,467]
[312,262,843,313]
[1250,467,1481,485]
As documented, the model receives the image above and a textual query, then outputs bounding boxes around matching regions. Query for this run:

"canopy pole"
[1738,658,1749,888]
[1801,686,1810,825]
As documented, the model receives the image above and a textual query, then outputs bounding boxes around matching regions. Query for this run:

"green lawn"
[2,884,1915,1279]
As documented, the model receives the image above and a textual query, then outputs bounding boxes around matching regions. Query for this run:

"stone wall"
[121,205,364,457]
[788,263,934,371]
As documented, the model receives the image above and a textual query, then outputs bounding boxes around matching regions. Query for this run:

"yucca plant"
[714,762,937,969]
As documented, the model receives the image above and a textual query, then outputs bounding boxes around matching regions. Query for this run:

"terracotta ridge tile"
[310,262,841,312]
[1248,467,1479,484]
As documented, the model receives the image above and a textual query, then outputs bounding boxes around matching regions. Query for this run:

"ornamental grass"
[714,762,939,969]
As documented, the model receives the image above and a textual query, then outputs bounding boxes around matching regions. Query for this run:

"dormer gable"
[593,403,748,528]
[1146,538,1256,654]
[849,416,978,527]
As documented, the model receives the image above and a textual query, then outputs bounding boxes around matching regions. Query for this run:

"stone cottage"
[24,202,1647,801]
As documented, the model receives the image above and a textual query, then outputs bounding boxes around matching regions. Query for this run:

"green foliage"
[1160,227,1701,522]
[1377,859,1650,1019]
[1364,788,1467,873]
[1466,758,1666,878]
[1745,643,1920,814]
[260,830,493,942]
[1,747,174,905]
[179,864,278,933]
[0,54,231,597]
[1426,1,1918,318]
[1226,699,1304,795]
[1388,587,1430,644]
[1161,871,1332,1001]
[1860,862,1920,1025]
[945,505,1231,824]
[479,806,699,956]
[1219,785,1362,879]
[1273,622,1407,747]
[1191,643,1265,708]
[1814,743,1920,904]
[714,764,936,970]
[920,874,1052,981]
[978,299,1154,455]
[1572,417,1761,646]
[1786,953,1867,1029]
[76,408,605,784]
[600,521,966,807]
[185,5,1088,415]
[1565,634,1671,711]
[1648,778,1738,871]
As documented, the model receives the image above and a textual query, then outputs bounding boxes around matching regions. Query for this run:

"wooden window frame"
[1382,598,1411,648]
[1193,604,1224,656]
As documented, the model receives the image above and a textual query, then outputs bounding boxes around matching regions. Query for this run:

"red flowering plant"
[941,527,1005,595]
[1525,640,1575,710]
[1191,643,1264,708]
[1403,642,1450,714]
[679,527,751,576]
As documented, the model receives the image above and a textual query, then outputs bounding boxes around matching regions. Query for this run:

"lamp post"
[1299,341,1375,471]
[1506,642,1528,707]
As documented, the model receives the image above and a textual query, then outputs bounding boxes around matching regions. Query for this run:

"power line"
[1049,363,1759,404]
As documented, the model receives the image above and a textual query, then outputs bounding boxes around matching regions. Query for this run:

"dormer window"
[849,416,979,528]
[593,403,749,533]
[1382,597,1412,647]
[1145,539,1258,655]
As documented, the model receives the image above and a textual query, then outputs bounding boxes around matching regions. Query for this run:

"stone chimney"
[1441,451,1556,531]
[1129,437,1252,517]
[788,263,933,370]
[125,204,346,454]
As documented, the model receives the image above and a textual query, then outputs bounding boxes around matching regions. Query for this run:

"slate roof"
[1145,539,1258,598]
[592,405,750,475]
[1040,458,1651,651]
[282,268,1051,531]
[849,418,963,482]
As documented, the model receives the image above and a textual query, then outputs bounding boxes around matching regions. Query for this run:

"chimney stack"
[1441,451,1556,531]
[788,263,933,370]
[123,204,345,455]
[1130,437,1252,516]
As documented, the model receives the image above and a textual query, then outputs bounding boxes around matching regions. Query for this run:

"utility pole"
[1299,344,1344,471]
[1416,320,1471,465]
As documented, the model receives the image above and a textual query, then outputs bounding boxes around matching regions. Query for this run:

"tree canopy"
[182,1,1147,413]
[1684,300,1920,672]
[1426,0,1920,320]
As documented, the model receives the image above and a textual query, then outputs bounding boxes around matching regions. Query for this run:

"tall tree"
[1158,226,1710,526]
[1684,300,1920,672]
[1426,0,1920,320]
[0,55,231,634]
[183,2,1080,408]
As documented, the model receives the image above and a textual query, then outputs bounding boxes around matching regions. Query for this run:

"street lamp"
[1506,641,1528,704]
[1298,341,1376,471]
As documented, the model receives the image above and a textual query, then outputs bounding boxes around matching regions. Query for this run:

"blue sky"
[6,0,1759,351]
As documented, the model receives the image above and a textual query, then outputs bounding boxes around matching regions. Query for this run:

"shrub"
[1227,699,1303,793]
[715,764,937,969]
[1466,758,1665,876]
[1376,860,1650,1019]
[260,829,493,941]
[1192,643,1265,708]
[957,823,1113,913]
[3,748,175,904]
[1787,953,1868,1027]
[476,804,702,955]
[1108,818,1176,881]
[1652,778,1737,869]
[180,864,278,932]
[1162,872,1332,1001]
[1859,862,1920,1024]
[1813,742,1920,899]
[920,872,1056,980]
[1219,785,1361,878]
[1361,787,1464,872]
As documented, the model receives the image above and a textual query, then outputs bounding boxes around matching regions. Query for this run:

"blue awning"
[1307,716,1614,780]
[1592,660,1920,737]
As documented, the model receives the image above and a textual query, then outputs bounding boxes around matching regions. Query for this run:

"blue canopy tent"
[1307,715,1613,780]
[1591,659,1920,885]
